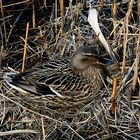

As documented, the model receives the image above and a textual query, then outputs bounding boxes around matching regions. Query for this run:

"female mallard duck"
[4,47,108,108]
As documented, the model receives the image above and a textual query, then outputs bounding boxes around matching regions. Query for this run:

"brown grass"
[0,0,139,139]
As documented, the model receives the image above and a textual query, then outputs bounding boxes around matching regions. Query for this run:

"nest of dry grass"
[0,0,140,140]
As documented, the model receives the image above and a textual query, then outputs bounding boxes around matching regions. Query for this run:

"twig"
[59,0,64,35]
[32,1,35,28]
[122,0,134,74]
[111,78,117,113]
[41,116,46,140]
[0,0,7,46]
[0,129,38,136]
[21,22,29,72]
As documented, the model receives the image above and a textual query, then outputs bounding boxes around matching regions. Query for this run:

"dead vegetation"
[0,0,140,140]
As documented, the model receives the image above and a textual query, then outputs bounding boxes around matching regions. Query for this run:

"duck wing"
[4,58,91,98]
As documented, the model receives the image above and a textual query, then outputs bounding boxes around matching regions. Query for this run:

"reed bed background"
[0,0,140,140]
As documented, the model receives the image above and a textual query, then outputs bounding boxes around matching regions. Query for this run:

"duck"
[3,47,108,108]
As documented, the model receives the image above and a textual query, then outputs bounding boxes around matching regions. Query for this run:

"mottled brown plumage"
[4,47,108,108]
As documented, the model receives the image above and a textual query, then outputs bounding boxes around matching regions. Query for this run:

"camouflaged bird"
[4,47,108,108]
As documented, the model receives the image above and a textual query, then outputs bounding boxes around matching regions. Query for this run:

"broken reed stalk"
[41,116,45,140]
[2,0,30,8]
[122,0,134,74]
[21,22,29,72]
[0,129,37,136]
[32,1,35,28]
[59,0,64,35]
[112,0,117,48]
[111,78,117,113]
[0,0,7,47]
[133,0,140,91]
[132,26,140,91]
[122,27,127,74]
[55,0,58,34]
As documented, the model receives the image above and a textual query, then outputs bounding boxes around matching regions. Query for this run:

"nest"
[0,0,140,140]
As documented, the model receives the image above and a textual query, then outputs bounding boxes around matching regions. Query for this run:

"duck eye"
[83,53,99,59]
[82,53,96,56]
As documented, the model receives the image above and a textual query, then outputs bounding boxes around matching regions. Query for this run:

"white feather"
[88,8,117,63]
[88,8,111,53]
[49,85,64,98]
[5,81,28,93]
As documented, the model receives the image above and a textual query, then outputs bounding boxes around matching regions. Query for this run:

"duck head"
[72,47,103,70]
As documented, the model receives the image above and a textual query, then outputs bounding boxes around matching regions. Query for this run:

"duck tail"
[3,71,38,94]
[3,71,26,93]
